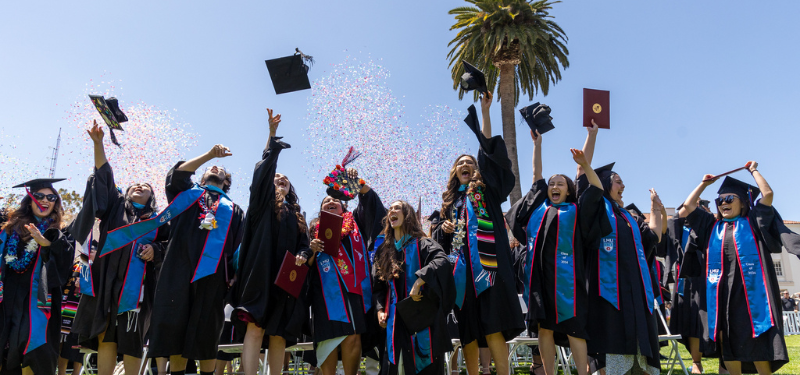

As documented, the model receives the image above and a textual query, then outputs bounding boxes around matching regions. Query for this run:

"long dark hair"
[275,180,307,234]
[125,183,158,218]
[374,201,427,282]
[2,190,64,241]
[441,154,485,220]
[714,197,750,221]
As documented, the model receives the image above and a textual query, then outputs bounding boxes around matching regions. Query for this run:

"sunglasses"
[716,195,738,206]
[32,192,58,202]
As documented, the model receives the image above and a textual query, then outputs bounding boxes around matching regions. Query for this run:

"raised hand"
[531,129,542,146]
[346,168,359,181]
[24,223,51,247]
[267,108,281,136]
[746,160,759,173]
[588,120,599,136]
[571,148,588,166]
[87,120,104,143]
[701,174,719,184]
[650,188,663,207]
[208,144,232,159]
[480,90,493,112]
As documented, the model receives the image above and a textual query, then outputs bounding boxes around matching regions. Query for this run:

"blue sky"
[2,1,799,218]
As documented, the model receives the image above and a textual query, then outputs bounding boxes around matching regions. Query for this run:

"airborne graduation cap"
[519,102,554,135]
[89,95,128,147]
[265,48,314,95]
[624,203,644,218]
[717,176,761,208]
[12,178,66,212]
[460,61,488,94]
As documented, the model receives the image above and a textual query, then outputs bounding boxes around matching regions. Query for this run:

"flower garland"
[450,186,488,250]
[4,219,52,273]
[315,211,357,239]
[197,193,219,230]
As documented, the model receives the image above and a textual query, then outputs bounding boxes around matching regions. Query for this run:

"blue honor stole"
[676,226,691,297]
[706,217,773,340]
[101,185,234,283]
[652,262,663,305]
[597,198,654,313]
[316,228,372,323]
[386,239,433,372]
[452,197,492,309]
[524,200,578,323]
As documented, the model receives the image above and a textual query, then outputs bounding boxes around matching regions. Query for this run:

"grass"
[500,335,800,375]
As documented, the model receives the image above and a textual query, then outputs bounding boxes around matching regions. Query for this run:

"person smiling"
[296,169,386,375]
[505,127,606,375]
[232,109,310,375]
[0,178,75,375]
[67,120,165,375]
[432,93,524,375]
[678,163,788,375]
[373,200,454,375]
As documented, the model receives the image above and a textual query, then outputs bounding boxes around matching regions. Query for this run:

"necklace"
[198,192,219,230]
[4,219,52,273]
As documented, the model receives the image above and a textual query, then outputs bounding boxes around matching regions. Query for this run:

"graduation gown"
[505,179,605,346]
[232,137,309,345]
[432,106,524,346]
[665,218,714,355]
[67,162,166,357]
[579,178,661,370]
[147,163,245,360]
[685,205,788,372]
[0,227,74,375]
[299,189,385,347]
[373,238,455,375]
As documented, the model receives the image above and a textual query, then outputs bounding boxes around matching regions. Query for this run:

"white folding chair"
[656,302,689,375]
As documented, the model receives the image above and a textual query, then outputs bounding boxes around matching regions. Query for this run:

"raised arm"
[576,121,599,178]
[480,91,493,138]
[571,149,601,189]
[649,189,663,242]
[177,144,233,173]
[248,109,289,213]
[747,161,773,206]
[678,175,717,218]
[88,120,108,169]
[531,130,543,183]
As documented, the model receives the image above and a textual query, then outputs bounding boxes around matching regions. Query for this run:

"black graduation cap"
[265,48,314,95]
[625,203,644,218]
[519,102,554,135]
[12,178,66,191]
[699,199,711,208]
[460,61,488,94]
[717,176,760,207]
[88,95,126,147]
[427,210,441,223]
[593,162,616,181]
[396,292,439,333]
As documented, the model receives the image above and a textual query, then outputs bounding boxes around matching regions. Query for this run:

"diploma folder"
[318,211,343,256]
[274,251,308,299]
[583,88,610,129]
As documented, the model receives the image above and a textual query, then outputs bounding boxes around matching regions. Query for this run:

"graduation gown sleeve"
[505,179,548,245]
[353,189,387,251]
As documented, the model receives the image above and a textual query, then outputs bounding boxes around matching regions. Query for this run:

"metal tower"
[48,128,61,178]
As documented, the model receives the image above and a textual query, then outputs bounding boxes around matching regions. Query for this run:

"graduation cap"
[427,210,441,223]
[322,147,365,201]
[625,203,644,218]
[717,176,760,207]
[519,102,554,135]
[265,48,314,95]
[396,292,439,333]
[13,178,65,212]
[88,95,127,147]
[460,61,488,94]
[593,162,616,181]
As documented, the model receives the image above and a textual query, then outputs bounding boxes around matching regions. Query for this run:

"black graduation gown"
[505,179,605,346]
[299,189,386,346]
[67,162,166,357]
[0,227,74,375]
[582,195,661,370]
[686,205,788,372]
[373,238,455,375]
[232,137,309,346]
[665,218,714,355]
[59,260,83,363]
[431,110,524,346]
[148,163,245,360]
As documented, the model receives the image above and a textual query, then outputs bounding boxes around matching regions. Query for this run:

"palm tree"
[448,0,569,204]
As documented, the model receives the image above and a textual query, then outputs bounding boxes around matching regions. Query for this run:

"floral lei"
[315,211,357,239]
[451,186,488,250]
[197,193,219,230]
[4,219,52,273]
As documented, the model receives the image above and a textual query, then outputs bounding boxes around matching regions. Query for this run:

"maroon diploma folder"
[274,251,308,299]
[583,88,610,129]
[318,211,343,256]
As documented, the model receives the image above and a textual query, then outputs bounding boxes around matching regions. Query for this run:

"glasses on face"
[32,192,58,202]
[716,195,737,206]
